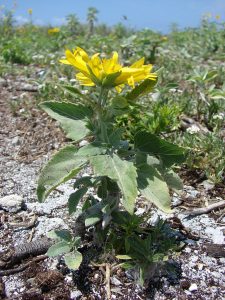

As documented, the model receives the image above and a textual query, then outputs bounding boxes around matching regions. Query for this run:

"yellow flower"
[48,27,60,34]
[60,47,157,91]
[28,8,32,15]
[215,15,221,20]
[161,36,168,41]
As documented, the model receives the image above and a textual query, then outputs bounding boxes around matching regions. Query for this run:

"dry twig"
[183,200,225,216]
[0,255,47,276]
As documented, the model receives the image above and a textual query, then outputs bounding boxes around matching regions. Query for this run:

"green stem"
[95,87,110,143]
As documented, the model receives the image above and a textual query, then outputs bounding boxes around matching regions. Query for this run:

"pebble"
[185,247,192,254]
[70,290,82,299]
[0,194,24,212]
[111,276,122,286]
[11,136,20,145]
[189,283,198,292]
[198,263,204,270]
[79,140,89,147]
[172,196,183,206]
[135,207,145,216]
[191,255,199,263]
[202,180,215,191]
[34,216,68,236]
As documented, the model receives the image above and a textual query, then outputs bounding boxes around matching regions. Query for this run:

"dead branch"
[0,255,47,276]
[0,237,53,269]
[183,200,225,216]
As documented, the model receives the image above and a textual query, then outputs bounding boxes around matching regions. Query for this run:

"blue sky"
[1,0,225,32]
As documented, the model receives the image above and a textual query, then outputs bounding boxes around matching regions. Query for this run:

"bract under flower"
[60,47,157,91]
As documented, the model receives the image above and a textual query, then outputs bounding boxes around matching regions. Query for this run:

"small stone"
[189,283,198,292]
[172,196,183,207]
[185,247,192,253]
[148,214,160,226]
[202,180,215,191]
[94,273,99,280]
[26,278,35,286]
[135,207,145,216]
[70,290,82,299]
[11,136,20,145]
[191,255,198,263]
[219,258,225,264]
[79,140,89,147]
[197,263,204,270]
[0,194,24,212]
[111,276,122,286]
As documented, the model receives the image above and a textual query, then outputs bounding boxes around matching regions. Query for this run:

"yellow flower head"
[215,15,221,20]
[48,27,60,34]
[161,36,168,41]
[28,8,32,15]
[60,47,157,91]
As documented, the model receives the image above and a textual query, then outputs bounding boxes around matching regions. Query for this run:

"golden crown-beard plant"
[37,47,185,284]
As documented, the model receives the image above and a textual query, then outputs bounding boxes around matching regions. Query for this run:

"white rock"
[70,290,82,299]
[135,207,145,216]
[191,255,199,263]
[34,216,68,237]
[204,227,224,244]
[189,283,198,292]
[79,140,89,147]
[0,194,24,212]
[184,247,192,253]
[111,276,122,286]
[11,136,20,145]
[202,180,215,191]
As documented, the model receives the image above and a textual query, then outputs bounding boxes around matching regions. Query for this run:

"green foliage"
[90,154,138,214]
[176,132,225,183]
[40,101,92,142]
[47,230,83,270]
[37,145,87,202]
[2,39,31,64]
[108,215,179,285]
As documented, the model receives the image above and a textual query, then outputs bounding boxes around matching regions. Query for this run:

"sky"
[1,0,225,33]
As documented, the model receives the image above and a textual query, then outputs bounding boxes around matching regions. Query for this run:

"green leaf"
[73,236,81,247]
[40,101,92,142]
[47,229,72,242]
[108,128,124,146]
[134,131,185,167]
[111,96,128,108]
[85,210,102,227]
[68,187,88,215]
[90,154,138,214]
[126,78,157,101]
[47,241,71,257]
[61,85,88,100]
[64,251,83,270]
[77,142,106,156]
[73,176,94,189]
[37,145,86,202]
[163,170,183,193]
[137,163,172,213]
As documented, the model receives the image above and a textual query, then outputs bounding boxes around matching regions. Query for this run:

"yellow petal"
[59,59,71,65]
[76,73,95,86]
[130,57,145,68]
[65,50,89,75]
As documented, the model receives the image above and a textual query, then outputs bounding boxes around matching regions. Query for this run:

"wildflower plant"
[37,47,185,283]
